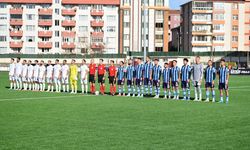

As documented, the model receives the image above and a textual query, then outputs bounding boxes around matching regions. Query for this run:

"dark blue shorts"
[172,81,179,87]
[118,80,124,85]
[181,81,190,89]
[163,82,170,89]
[136,79,142,86]
[153,80,160,87]
[127,80,133,86]
[205,82,214,88]
[144,78,152,86]
[219,83,228,90]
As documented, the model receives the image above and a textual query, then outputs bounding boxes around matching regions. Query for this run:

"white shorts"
[15,75,21,81]
[53,77,61,84]
[46,77,53,84]
[22,77,27,82]
[39,78,45,83]
[27,77,33,82]
[61,77,69,84]
[33,76,38,82]
[80,78,88,84]
[9,75,15,81]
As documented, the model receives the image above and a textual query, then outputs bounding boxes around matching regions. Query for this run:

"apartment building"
[119,0,169,53]
[180,0,250,52]
[0,0,120,54]
[168,9,180,42]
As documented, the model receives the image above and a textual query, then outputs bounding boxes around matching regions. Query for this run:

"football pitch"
[0,72,250,150]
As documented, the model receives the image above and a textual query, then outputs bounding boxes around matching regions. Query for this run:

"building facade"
[180,0,250,52]
[168,9,180,42]
[0,0,120,54]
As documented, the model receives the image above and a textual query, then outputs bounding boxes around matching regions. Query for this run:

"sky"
[170,0,191,9]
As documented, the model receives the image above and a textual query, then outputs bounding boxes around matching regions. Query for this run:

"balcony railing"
[10,41,23,48]
[90,9,104,16]
[10,8,23,14]
[62,31,76,37]
[62,20,76,27]
[10,30,23,37]
[62,42,75,49]
[38,19,53,26]
[62,9,76,16]
[38,31,53,37]
[38,42,52,49]
[90,20,104,27]
[91,43,104,49]
[91,32,104,37]
[10,19,23,26]
[38,8,53,15]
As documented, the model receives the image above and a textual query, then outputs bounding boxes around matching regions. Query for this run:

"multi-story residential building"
[0,0,120,54]
[168,9,180,42]
[180,0,250,52]
[119,0,170,53]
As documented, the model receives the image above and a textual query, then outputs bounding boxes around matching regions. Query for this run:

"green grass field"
[0,72,250,150]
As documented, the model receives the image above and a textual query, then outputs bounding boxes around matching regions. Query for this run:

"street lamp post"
[143,0,147,62]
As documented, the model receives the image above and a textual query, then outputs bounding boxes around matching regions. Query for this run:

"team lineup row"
[8,56,230,103]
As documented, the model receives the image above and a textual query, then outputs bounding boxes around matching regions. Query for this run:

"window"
[0,14,7,20]
[107,15,116,22]
[213,24,224,31]
[62,37,74,43]
[25,47,35,54]
[214,3,224,10]
[55,0,60,4]
[55,42,59,48]
[123,0,130,5]
[124,10,130,16]
[123,34,129,40]
[79,5,88,10]
[124,46,130,52]
[106,37,115,45]
[55,20,60,26]
[26,36,35,42]
[232,3,238,9]
[78,37,88,43]
[232,36,238,42]
[214,46,224,51]
[193,25,211,32]
[193,36,210,42]
[26,25,35,31]
[26,14,35,20]
[124,22,130,28]
[232,25,238,31]
[233,15,238,20]
[79,26,88,32]
[0,4,7,8]
[79,15,88,21]
[155,0,164,6]
[0,36,6,42]
[0,25,7,31]
[193,14,212,21]
[214,35,224,41]
[91,37,103,43]
[26,4,35,9]
[0,47,7,54]
[193,2,213,10]
[107,26,116,32]
[55,9,60,15]
[55,31,59,37]
[214,14,224,20]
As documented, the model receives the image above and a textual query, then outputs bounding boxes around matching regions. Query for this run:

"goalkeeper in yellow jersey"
[70,59,78,94]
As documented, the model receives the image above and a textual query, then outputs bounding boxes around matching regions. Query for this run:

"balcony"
[38,19,52,26]
[91,43,104,49]
[192,31,212,35]
[38,42,52,49]
[90,10,104,16]
[192,41,212,47]
[38,8,53,15]
[91,32,104,37]
[62,42,75,49]
[10,19,23,26]
[10,8,23,14]
[91,20,104,27]
[10,30,23,37]
[62,31,76,37]
[62,20,76,27]
[192,9,212,14]
[10,41,23,48]
[62,9,76,16]
[38,31,53,37]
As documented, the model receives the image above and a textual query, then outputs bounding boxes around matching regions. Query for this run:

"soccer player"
[15,57,23,90]
[89,59,96,94]
[79,59,89,94]
[21,60,28,90]
[218,59,230,104]
[98,59,106,95]
[152,59,162,98]
[9,58,16,90]
[171,60,180,100]
[53,59,62,93]
[126,59,135,97]
[38,60,46,91]
[108,60,116,96]
[117,61,126,96]
[61,60,70,93]
[135,58,144,97]
[27,60,34,90]
[192,56,203,101]
[162,62,171,99]
[70,59,78,94]
[143,56,153,96]
[180,58,192,101]
[46,60,54,92]
[33,60,40,91]
[204,60,216,102]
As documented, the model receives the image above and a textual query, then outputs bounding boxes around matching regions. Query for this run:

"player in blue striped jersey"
[181,58,192,101]
[218,59,230,104]
[126,59,136,97]
[152,59,162,98]
[162,63,171,99]
[117,61,126,96]
[204,60,216,102]
[171,60,181,100]
[135,58,144,97]
[143,56,153,96]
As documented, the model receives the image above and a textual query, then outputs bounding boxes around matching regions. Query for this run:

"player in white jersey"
[21,60,28,90]
[192,56,204,101]
[15,57,23,90]
[38,60,46,91]
[33,60,40,91]
[9,58,16,90]
[61,60,69,92]
[27,60,34,90]
[53,59,62,92]
[46,60,54,92]
[79,59,89,94]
